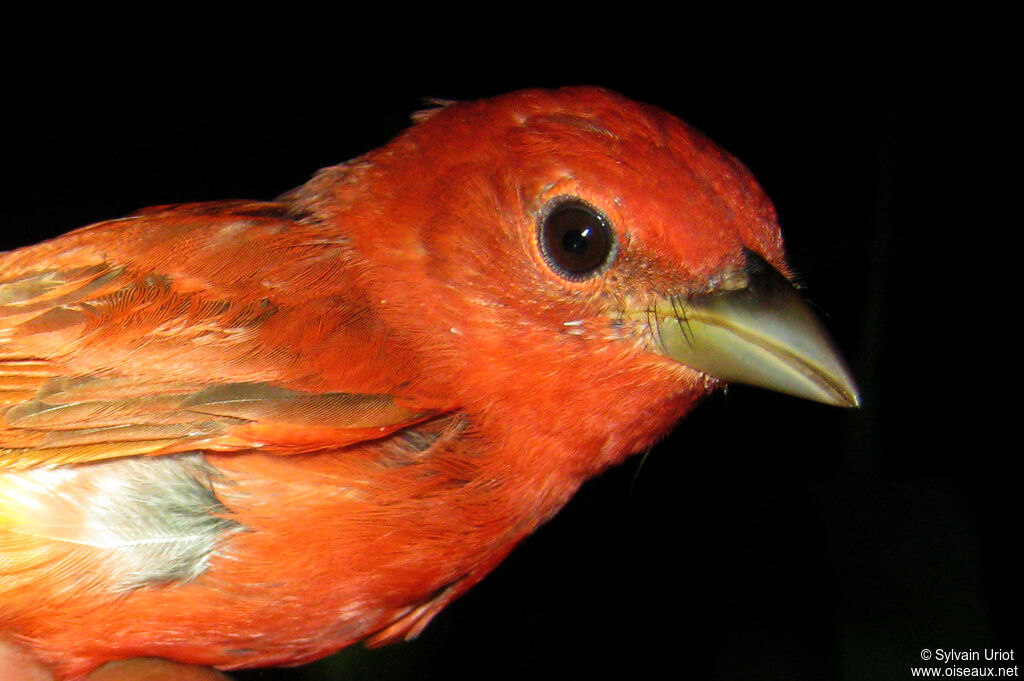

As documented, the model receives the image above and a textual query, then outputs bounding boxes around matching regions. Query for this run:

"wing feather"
[0,202,443,470]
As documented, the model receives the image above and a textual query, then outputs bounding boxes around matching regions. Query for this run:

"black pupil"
[543,204,612,277]
[562,226,592,255]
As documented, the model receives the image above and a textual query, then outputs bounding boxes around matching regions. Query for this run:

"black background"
[3,9,1018,680]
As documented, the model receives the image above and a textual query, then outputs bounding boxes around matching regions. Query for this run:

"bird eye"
[538,198,616,280]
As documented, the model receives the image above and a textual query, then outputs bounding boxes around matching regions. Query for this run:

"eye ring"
[537,197,617,281]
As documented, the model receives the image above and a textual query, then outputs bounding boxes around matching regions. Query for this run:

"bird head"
[290,87,858,473]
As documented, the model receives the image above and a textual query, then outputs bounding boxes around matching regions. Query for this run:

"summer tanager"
[0,87,858,680]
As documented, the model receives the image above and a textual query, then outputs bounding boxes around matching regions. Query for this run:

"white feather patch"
[0,453,241,591]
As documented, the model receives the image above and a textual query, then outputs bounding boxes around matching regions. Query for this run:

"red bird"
[0,87,857,680]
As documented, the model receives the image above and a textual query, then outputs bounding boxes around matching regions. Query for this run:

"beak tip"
[817,364,861,408]
[763,368,860,408]
[832,385,862,409]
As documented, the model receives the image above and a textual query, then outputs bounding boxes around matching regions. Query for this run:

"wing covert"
[0,202,440,470]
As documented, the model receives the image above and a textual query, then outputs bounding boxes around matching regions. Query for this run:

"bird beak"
[644,251,860,407]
